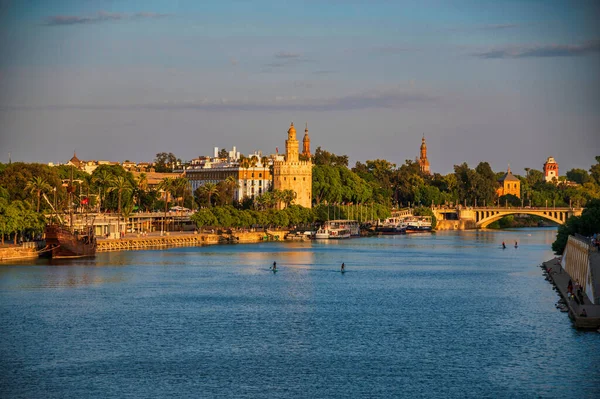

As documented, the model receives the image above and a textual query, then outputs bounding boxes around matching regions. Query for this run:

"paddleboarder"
[272,261,277,271]
[341,262,345,272]
[502,241,506,249]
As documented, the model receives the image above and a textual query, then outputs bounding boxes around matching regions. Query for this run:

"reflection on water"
[1,228,599,398]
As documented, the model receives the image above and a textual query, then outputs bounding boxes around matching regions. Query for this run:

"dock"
[542,254,600,330]
[96,230,287,252]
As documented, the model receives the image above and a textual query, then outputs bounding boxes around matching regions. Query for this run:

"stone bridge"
[433,206,582,229]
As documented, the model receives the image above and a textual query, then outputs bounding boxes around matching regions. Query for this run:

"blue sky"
[1,0,599,174]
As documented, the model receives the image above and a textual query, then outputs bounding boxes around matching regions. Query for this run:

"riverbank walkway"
[96,229,286,252]
[542,257,600,329]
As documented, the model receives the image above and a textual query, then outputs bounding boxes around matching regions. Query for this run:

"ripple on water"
[1,228,599,398]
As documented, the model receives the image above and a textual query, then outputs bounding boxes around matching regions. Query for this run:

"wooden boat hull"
[43,224,97,259]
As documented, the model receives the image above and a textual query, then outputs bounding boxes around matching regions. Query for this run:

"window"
[259,173,262,177]
[294,177,296,181]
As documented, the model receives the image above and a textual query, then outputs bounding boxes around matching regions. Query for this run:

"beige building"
[273,122,313,208]
[496,166,521,198]
[185,161,273,201]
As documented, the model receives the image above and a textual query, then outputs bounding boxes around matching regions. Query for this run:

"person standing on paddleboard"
[272,261,277,271]
[341,262,345,272]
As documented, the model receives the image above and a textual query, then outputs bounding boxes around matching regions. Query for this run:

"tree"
[107,176,133,235]
[474,162,498,206]
[281,189,297,208]
[224,176,239,205]
[590,156,600,185]
[566,168,590,185]
[313,147,349,167]
[154,152,178,173]
[25,176,51,212]
[199,182,219,208]
[173,177,190,208]
[552,199,600,254]
[92,168,112,212]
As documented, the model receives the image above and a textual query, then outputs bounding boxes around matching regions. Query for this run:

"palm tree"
[93,169,112,212]
[157,177,176,232]
[250,155,258,168]
[200,182,219,208]
[174,177,190,208]
[25,176,51,213]
[261,156,269,180]
[254,194,268,211]
[224,176,239,204]
[135,172,148,212]
[282,189,297,208]
[107,176,133,236]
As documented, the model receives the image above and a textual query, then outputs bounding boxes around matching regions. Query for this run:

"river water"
[1,228,599,398]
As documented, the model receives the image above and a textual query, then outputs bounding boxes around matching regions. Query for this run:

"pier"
[542,235,600,329]
[96,230,287,252]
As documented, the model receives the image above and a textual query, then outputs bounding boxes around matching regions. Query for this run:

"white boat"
[404,216,432,233]
[376,217,407,234]
[314,220,357,239]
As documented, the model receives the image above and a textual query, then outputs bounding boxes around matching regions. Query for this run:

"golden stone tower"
[273,122,313,208]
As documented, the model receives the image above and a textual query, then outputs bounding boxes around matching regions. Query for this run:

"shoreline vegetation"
[0,152,598,249]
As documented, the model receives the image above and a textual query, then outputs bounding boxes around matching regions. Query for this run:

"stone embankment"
[97,230,287,252]
[542,235,600,330]
[0,243,40,262]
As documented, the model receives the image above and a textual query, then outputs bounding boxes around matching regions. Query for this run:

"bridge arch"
[476,210,569,228]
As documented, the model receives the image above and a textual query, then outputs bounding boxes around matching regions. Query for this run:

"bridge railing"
[431,205,580,211]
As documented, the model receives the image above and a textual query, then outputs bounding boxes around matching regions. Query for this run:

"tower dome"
[287,122,296,139]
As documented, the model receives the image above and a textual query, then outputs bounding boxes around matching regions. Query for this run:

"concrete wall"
[436,220,477,231]
[561,236,596,304]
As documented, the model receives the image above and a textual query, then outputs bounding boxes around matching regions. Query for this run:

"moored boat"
[314,220,357,239]
[404,216,432,233]
[376,217,407,234]
[43,223,97,259]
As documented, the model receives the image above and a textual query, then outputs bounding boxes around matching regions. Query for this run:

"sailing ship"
[40,168,97,259]
[43,223,97,259]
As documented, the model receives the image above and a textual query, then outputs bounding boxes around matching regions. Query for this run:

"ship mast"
[69,165,74,230]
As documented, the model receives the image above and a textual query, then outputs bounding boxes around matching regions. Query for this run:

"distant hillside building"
[273,122,313,208]
[543,157,559,182]
[418,135,430,174]
[496,166,521,198]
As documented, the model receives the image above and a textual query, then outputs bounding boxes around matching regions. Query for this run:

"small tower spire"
[302,122,311,158]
